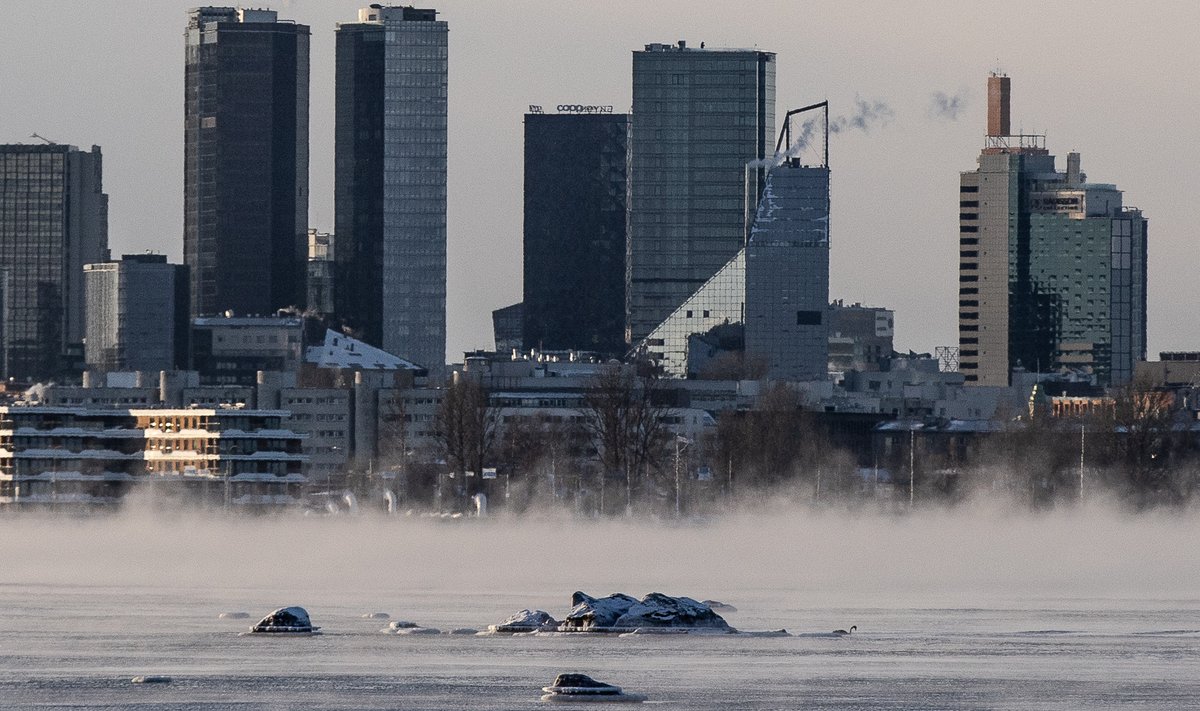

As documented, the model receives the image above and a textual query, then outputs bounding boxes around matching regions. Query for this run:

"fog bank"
[2,502,1195,614]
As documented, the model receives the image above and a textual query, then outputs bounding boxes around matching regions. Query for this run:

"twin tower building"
[185,5,448,374]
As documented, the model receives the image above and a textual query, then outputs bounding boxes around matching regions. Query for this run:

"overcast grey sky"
[2,1,1196,361]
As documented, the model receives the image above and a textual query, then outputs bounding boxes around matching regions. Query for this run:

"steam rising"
[3,501,1198,616]
[754,96,895,168]
[929,90,968,120]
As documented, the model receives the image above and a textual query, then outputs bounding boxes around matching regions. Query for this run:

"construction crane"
[30,133,56,145]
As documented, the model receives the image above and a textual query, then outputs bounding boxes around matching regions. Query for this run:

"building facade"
[84,254,188,374]
[306,229,335,317]
[492,302,523,354]
[959,75,1147,387]
[828,302,894,375]
[0,143,108,381]
[627,41,775,345]
[523,112,628,355]
[190,315,304,385]
[743,162,830,382]
[184,7,310,318]
[334,5,447,373]
[0,406,306,508]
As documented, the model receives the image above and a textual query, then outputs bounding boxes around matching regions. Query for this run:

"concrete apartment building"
[0,405,306,508]
[0,143,108,381]
[959,74,1147,387]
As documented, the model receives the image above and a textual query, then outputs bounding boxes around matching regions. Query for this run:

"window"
[961,185,979,193]
[796,310,822,326]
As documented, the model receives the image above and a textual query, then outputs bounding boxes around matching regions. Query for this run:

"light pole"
[1079,421,1085,502]
[908,427,915,507]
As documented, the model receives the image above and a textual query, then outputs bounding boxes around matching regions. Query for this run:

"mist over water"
[3,505,1199,709]
[5,503,1196,611]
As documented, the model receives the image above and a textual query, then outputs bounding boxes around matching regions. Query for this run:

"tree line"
[372,368,1200,515]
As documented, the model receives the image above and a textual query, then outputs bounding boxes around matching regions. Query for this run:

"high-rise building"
[0,143,108,381]
[627,41,775,345]
[184,7,310,319]
[84,254,188,373]
[959,74,1147,387]
[638,158,829,381]
[743,162,829,382]
[523,111,628,355]
[334,5,447,373]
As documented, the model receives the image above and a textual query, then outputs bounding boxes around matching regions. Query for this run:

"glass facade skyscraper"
[0,144,108,381]
[523,112,628,356]
[335,5,447,373]
[627,42,775,345]
[636,161,829,381]
[743,163,830,382]
[184,7,310,319]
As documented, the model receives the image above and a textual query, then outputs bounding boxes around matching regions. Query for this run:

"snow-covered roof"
[305,330,424,371]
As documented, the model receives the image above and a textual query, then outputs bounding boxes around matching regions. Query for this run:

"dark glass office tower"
[0,144,108,381]
[627,41,775,345]
[335,6,447,372]
[523,112,628,355]
[184,7,309,318]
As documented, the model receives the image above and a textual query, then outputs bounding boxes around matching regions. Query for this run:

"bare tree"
[716,382,825,494]
[434,374,497,507]
[580,364,669,514]
[1098,379,1183,507]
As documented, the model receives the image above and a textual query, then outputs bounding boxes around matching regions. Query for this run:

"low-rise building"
[0,405,306,508]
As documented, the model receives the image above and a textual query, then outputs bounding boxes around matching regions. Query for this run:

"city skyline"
[2,1,1195,362]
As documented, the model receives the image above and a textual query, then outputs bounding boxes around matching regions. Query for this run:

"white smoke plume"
[828,96,895,134]
[759,96,894,167]
[929,90,968,121]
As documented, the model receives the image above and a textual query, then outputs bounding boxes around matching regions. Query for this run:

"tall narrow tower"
[335,5,448,373]
[627,41,775,345]
[0,144,108,380]
[184,7,310,319]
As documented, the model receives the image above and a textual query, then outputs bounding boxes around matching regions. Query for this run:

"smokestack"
[987,74,1010,137]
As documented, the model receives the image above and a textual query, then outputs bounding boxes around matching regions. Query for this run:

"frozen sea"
[1,508,1198,709]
